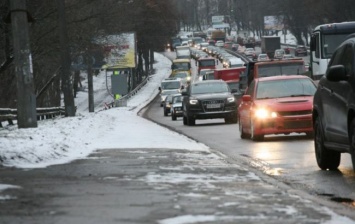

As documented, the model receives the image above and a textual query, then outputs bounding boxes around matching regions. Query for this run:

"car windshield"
[161,89,180,96]
[256,78,316,99]
[175,73,188,78]
[257,62,306,77]
[322,33,350,58]
[191,82,229,94]
[172,62,190,70]
[161,81,180,90]
[199,59,215,67]
[227,82,240,91]
[173,95,183,103]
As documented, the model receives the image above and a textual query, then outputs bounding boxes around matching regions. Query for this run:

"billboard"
[100,33,137,69]
[264,16,284,30]
[212,15,230,29]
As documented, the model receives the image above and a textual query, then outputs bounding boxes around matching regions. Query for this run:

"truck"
[310,21,355,80]
[197,57,217,73]
[214,67,246,105]
[175,46,191,59]
[261,36,281,59]
[211,30,226,42]
[239,58,307,92]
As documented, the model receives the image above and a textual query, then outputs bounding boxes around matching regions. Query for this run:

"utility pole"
[10,0,37,128]
[57,0,75,116]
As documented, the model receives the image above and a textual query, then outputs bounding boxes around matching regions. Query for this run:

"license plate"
[207,103,221,108]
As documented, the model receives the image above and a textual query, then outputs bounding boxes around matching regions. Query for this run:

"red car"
[238,75,317,141]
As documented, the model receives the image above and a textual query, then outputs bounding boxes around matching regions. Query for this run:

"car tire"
[314,116,340,170]
[349,119,355,172]
[251,120,264,141]
[164,109,168,116]
[187,116,195,126]
[239,118,249,139]
[183,115,187,125]
[306,131,314,138]
[172,113,177,121]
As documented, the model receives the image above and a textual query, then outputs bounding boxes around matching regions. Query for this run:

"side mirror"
[326,65,347,82]
[242,95,252,102]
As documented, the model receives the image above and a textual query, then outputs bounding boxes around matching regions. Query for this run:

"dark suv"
[182,80,238,126]
[313,35,355,171]
[295,45,308,56]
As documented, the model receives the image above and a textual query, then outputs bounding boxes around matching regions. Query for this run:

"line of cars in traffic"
[167,31,355,172]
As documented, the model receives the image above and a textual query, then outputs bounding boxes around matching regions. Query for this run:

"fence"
[0,107,66,128]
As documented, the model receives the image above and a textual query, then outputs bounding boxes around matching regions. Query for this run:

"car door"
[327,43,354,144]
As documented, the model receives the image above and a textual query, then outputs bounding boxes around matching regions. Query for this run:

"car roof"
[173,58,190,63]
[192,80,225,85]
[256,75,311,82]
[198,57,215,61]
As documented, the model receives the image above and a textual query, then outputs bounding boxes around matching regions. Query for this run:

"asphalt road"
[147,50,355,209]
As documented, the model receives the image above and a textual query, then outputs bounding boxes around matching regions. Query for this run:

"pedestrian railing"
[0,107,66,128]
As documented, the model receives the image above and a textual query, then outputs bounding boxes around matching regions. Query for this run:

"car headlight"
[187,76,191,81]
[189,99,198,105]
[227,97,235,103]
[254,108,277,119]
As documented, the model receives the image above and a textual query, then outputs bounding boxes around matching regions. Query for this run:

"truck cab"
[240,58,307,92]
[197,57,217,73]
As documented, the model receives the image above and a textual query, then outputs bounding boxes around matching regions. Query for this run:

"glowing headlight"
[187,76,191,81]
[189,99,198,105]
[227,97,235,103]
[254,109,277,119]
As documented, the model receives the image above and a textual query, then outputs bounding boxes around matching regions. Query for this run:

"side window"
[328,45,344,67]
[340,44,354,77]
[246,81,255,98]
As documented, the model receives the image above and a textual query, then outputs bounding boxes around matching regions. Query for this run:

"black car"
[181,80,238,126]
[295,45,308,56]
[312,34,355,171]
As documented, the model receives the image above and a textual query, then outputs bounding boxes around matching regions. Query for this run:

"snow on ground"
[0,53,209,170]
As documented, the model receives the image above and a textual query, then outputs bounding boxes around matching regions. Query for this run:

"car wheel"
[314,116,340,170]
[183,115,187,125]
[349,119,355,172]
[188,116,195,126]
[172,113,177,121]
[164,109,168,116]
[306,131,314,138]
[239,118,249,139]
[251,120,264,141]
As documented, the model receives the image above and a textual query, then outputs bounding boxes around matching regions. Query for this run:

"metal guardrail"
[101,74,152,110]
[0,107,66,128]
[0,72,152,127]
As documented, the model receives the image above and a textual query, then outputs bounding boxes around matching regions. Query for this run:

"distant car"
[202,70,215,80]
[282,54,294,60]
[198,69,214,81]
[173,71,191,87]
[257,53,269,61]
[244,48,256,59]
[171,94,183,120]
[159,78,183,106]
[163,94,174,116]
[274,49,285,59]
[238,75,316,141]
[215,40,224,47]
[231,44,239,51]
[295,45,308,56]
[312,35,355,171]
[182,80,239,125]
